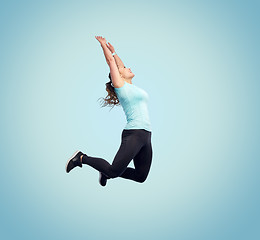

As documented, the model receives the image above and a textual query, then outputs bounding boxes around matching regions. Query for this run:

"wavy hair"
[97,73,121,111]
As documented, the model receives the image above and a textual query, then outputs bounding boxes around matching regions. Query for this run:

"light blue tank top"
[114,81,152,132]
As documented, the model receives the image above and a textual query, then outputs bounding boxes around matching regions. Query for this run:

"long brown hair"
[97,73,121,111]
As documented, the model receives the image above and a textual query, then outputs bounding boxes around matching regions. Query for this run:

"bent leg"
[119,141,153,183]
[82,133,143,179]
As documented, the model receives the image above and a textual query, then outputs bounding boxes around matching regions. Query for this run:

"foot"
[99,172,108,186]
[66,150,84,173]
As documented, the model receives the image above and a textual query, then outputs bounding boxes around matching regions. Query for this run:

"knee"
[136,175,148,183]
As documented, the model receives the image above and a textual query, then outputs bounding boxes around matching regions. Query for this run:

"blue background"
[0,0,259,239]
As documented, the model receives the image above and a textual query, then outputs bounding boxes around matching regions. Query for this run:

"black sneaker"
[66,150,83,173]
[99,172,108,186]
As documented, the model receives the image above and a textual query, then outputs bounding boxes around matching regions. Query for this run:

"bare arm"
[101,43,113,64]
[95,36,113,63]
[108,58,124,88]
[113,54,125,68]
[95,36,124,87]
[106,42,125,68]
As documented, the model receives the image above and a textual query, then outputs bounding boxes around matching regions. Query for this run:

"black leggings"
[82,129,153,183]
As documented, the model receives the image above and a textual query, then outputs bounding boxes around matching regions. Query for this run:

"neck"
[122,78,132,84]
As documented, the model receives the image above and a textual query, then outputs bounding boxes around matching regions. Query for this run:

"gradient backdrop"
[0,0,259,239]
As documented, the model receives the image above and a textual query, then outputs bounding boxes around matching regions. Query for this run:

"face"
[119,66,135,79]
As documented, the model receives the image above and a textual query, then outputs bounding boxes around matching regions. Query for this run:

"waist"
[123,128,152,134]
[124,121,152,132]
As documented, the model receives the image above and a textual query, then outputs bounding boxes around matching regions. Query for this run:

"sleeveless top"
[114,81,152,132]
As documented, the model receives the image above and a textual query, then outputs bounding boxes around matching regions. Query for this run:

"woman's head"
[118,66,135,80]
[97,73,120,111]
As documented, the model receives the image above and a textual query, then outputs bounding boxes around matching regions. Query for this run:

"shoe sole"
[99,172,102,184]
[66,150,80,173]
[99,172,108,186]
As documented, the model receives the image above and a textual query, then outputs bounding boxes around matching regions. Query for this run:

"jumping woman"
[65,36,153,187]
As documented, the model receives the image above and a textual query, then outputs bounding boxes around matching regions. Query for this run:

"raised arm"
[106,42,125,68]
[95,36,124,88]
[95,36,113,64]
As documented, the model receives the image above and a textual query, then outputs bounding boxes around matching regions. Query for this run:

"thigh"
[111,132,144,174]
[133,141,153,178]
